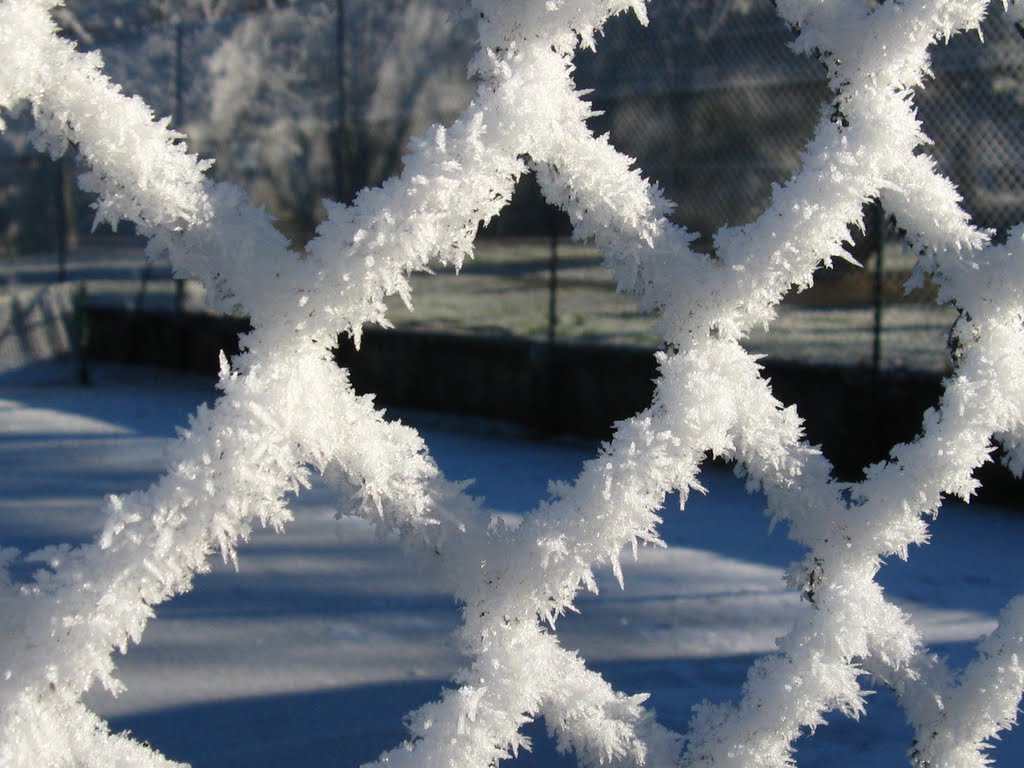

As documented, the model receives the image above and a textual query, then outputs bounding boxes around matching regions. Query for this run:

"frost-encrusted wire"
[0,0,1022,766]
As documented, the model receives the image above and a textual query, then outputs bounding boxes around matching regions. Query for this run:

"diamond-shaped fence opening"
[923,14,1024,236]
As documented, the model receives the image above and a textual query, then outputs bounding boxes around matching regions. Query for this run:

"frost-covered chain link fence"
[2,0,1022,372]
[577,2,828,245]
[2,1,1024,767]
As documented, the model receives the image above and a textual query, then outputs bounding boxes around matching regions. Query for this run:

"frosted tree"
[1,1,1024,767]
[184,0,474,235]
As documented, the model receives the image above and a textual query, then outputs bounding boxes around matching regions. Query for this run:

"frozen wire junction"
[2,0,1024,766]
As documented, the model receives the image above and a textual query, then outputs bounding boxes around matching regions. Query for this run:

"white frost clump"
[1,0,1023,766]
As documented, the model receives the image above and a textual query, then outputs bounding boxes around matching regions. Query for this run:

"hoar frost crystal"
[1,0,1024,766]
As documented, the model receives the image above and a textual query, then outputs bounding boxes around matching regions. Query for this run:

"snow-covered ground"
[2,241,957,372]
[1,363,1021,767]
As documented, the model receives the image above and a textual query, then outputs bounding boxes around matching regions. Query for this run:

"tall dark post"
[173,21,186,315]
[547,227,559,346]
[871,201,885,375]
[540,208,561,434]
[175,22,185,127]
[334,0,351,204]
[55,158,67,283]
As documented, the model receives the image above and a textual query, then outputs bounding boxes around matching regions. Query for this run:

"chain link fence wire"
[0,0,1021,374]
[578,1,828,246]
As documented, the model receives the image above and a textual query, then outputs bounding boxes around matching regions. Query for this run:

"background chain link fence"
[1,0,1022,373]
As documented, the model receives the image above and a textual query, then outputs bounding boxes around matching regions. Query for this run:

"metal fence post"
[55,157,67,283]
[547,227,559,346]
[173,21,186,315]
[334,0,350,205]
[871,200,885,375]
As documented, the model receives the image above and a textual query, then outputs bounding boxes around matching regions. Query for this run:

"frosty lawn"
[1,365,1022,767]
[1,241,959,372]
